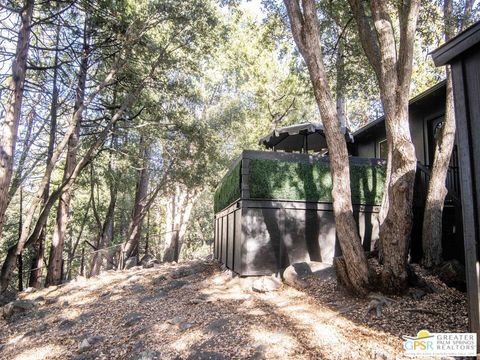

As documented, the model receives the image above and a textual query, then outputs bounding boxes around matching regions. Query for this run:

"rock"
[34,296,45,303]
[79,313,94,322]
[130,284,146,293]
[124,312,144,327]
[2,299,35,319]
[37,323,48,332]
[187,351,226,360]
[34,309,49,319]
[78,339,91,353]
[125,257,138,270]
[132,350,161,360]
[252,345,267,360]
[179,322,194,331]
[165,316,193,331]
[252,276,281,293]
[78,336,104,353]
[437,260,466,291]
[283,261,334,289]
[139,290,167,303]
[0,290,17,306]
[409,288,427,300]
[206,318,229,334]
[24,287,36,293]
[171,263,205,279]
[45,297,58,305]
[140,255,160,269]
[100,291,111,298]
[151,275,168,286]
[132,326,151,337]
[166,316,184,325]
[163,280,187,292]
[58,319,76,332]
[372,349,389,360]
[190,298,202,304]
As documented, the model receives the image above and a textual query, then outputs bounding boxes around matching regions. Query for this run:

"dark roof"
[353,80,446,138]
[432,20,480,66]
[259,122,353,152]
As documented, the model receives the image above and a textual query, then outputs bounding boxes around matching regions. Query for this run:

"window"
[378,139,388,159]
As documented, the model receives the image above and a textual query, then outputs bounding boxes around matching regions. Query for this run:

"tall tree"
[163,185,198,262]
[29,16,62,288]
[284,0,370,294]
[122,139,151,261]
[348,0,420,292]
[0,0,35,240]
[45,13,90,286]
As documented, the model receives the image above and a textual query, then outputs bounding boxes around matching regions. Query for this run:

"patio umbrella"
[259,122,353,153]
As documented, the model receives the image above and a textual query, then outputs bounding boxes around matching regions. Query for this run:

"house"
[352,81,463,264]
[214,81,464,276]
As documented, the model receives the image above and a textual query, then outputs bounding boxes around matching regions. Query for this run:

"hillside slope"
[0,260,467,360]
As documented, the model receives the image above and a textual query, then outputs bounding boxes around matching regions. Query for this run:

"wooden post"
[432,22,480,353]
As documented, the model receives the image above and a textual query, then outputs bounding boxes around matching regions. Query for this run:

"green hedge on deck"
[214,161,241,213]
[214,158,386,213]
[248,158,385,205]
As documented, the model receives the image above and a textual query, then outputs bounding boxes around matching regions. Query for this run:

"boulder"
[123,312,144,327]
[2,299,35,320]
[140,255,160,269]
[283,261,335,289]
[252,276,281,293]
[125,257,138,270]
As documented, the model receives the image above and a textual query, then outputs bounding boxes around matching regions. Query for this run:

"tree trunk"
[348,0,420,293]
[284,0,370,295]
[163,186,197,262]
[0,0,35,240]
[379,105,417,292]
[421,0,469,268]
[335,35,347,130]
[29,21,61,288]
[90,185,117,276]
[422,73,454,268]
[0,30,160,292]
[17,187,24,292]
[45,18,89,286]
[123,140,151,261]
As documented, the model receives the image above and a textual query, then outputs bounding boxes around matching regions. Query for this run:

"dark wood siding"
[432,21,480,352]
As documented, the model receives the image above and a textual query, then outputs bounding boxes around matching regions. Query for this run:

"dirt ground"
[0,259,469,360]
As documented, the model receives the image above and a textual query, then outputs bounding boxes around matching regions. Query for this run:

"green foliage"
[247,158,385,205]
[213,161,241,213]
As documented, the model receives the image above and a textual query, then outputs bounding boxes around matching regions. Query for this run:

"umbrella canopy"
[259,122,353,153]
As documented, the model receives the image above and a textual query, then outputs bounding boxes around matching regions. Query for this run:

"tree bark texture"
[421,0,470,268]
[29,21,61,288]
[123,141,151,261]
[0,0,35,240]
[90,185,117,276]
[45,21,89,286]
[284,0,370,295]
[163,185,197,263]
[348,0,420,293]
